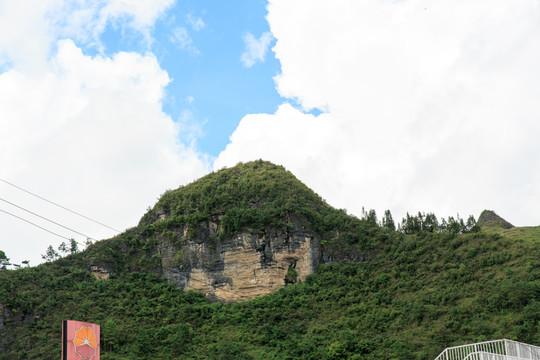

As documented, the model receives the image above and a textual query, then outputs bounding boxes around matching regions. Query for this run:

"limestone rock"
[158,219,322,302]
[477,210,514,229]
[91,265,111,280]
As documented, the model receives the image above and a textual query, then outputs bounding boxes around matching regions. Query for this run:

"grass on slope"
[139,160,368,247]
[483,225,540,243]
[1,225,538,360]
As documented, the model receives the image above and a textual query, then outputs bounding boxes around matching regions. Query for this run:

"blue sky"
[99,0,283,156]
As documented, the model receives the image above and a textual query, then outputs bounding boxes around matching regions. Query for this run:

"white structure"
[435,339,540,360]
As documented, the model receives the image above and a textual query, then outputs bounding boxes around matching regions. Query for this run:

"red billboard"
[62,320,100,360]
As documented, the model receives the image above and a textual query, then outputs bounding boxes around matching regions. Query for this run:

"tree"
[423,213,439,232]
[41,245,60,262]
[381,210,395,231]
[58,241,69,255]
[399,213,421,234]
[58,239,80,256]
[446,215,463,234]
[365,209,378,228]
[0,250,10,270]
[69,238,79,254]
[465,215,479,233]
[103,319,119,351]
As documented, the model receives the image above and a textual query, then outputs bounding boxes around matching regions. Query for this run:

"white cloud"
[55,0,175,47]
[0,0,175,71]
[187,14,205,31]
[0,1,209,266]
[177,109,206,147]
[100,0,175,30]
[171,27,200,55]
[0,0,56,72]
[217,0,540,227]
[240,31,273,68]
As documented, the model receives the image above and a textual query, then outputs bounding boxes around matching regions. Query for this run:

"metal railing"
[434,339,540,360]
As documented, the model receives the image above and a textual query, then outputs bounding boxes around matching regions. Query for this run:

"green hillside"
[0,161,538,359]
[80,160,371,276]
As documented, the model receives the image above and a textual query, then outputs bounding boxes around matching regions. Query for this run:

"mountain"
[477,210,514,229]
[85,160,370,301]
[0,160,539,359]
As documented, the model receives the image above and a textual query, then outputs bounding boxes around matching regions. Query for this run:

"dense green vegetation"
[1,225,538,359]
[0,161,538,359]
[139,160,368,246]
[77,161,376,274]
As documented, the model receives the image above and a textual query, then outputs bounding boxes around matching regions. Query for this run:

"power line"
[0,177,120,233]
[0,196,95,241]
[0,208,88,250]
[0,208,73,242]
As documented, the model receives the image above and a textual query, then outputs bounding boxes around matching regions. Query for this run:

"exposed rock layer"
[478,210,514,229]
[91,266,111,280]
[157,219,322,301]
[86,162,371,301]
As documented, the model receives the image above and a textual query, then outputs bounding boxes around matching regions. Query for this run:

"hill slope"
[0,161,539,359]
[82,160,372,300]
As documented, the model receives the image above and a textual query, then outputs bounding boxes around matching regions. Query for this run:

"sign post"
[62,320,100,360]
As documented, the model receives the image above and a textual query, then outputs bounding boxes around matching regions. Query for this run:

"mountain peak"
[477,210,514,229]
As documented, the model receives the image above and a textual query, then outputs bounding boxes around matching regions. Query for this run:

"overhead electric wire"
[0,208,73,242]
[0,196,95,241]
[0,177,120,233]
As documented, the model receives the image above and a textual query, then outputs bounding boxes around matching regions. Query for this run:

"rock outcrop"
[86,161,370,302]
[90,265,111,280]
[157,219,322,302]
[477,210,514,229]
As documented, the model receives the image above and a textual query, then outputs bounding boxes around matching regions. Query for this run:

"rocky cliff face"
[84,161,370,301]
[477,210,514,229]
[85,215,368,302]
[156,219,322,301]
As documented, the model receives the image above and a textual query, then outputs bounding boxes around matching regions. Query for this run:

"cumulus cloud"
[217,0,540,226]
[0,0,174,71]
[0,0,55,71]
[240,32,273,67]
[0,1,209,266]
[51,0,174,48]
[100,0,175,29]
